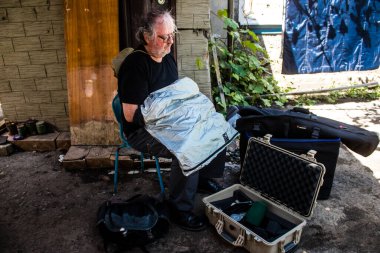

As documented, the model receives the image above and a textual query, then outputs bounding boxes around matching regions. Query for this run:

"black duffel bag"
[234,106,379,200]
[236,106,379,157]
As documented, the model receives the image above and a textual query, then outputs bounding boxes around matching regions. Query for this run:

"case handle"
[278,229,301,253]
[215,217,245,247]
[284,241,298,253]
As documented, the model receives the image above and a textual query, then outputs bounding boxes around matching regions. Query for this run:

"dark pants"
[127,128,226,211]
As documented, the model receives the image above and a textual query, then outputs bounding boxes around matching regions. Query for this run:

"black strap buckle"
[311,127,320,139]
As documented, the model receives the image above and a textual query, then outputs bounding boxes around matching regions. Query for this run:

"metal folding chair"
[112,94,165,195]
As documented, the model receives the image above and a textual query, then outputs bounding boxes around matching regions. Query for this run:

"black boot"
[171,209,208,231]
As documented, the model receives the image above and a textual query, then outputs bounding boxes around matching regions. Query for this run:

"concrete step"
[62,145,172,170]
[8,132,71,152]
[5,131,172,170]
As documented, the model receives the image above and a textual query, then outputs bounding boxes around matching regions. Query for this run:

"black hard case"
[203,136,325,253]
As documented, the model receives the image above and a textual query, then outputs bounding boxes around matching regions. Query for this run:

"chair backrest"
[112,93,129,145]
[112,48,137,145]
[112,47,134,78]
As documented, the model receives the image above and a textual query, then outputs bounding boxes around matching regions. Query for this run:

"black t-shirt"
[118,45,178,135]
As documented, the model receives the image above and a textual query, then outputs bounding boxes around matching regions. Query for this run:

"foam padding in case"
[241,138,325,217]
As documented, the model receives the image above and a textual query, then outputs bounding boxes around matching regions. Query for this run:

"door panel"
[64,0,119,145]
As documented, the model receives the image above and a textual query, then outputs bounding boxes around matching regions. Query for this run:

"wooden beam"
[64,0,120,145]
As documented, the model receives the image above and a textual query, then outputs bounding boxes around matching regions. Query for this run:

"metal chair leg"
[154,156,165,195]
[113,146,120,194]
[114,144,165,196]
[140,152,144,173]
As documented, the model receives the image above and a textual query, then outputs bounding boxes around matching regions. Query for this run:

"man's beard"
[150,47,170,58]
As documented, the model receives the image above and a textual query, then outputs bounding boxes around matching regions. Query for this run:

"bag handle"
[291,107,310,114]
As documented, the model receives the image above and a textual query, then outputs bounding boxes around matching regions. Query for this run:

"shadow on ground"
[0,141,379,253]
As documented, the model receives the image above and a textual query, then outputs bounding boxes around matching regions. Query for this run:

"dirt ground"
[0,101,379,253]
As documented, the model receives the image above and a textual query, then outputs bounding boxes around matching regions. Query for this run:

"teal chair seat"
[112,94,165,195]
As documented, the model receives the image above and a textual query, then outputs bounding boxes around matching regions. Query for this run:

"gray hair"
[135,9,177,45]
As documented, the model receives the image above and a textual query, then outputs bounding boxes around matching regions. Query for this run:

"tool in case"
[203,135,325,253]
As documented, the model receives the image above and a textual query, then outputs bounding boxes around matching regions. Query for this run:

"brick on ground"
[110,147,172,170]
[62,145,90,170]
[9,132,59,151]
[110,147,139,169]
[0,143,14,156]
[86,146,114,169]
[55,131,70,151]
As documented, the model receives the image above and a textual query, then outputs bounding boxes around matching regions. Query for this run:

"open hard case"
[203,135,325,253]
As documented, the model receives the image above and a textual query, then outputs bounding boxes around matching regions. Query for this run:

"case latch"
[301,149,317,162]
[263,134,272,144]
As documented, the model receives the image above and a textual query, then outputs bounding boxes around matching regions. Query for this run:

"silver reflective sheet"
[141,77,239,176]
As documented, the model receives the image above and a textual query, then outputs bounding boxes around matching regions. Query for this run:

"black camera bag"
[96,194,170,252]
[236,106,379,157]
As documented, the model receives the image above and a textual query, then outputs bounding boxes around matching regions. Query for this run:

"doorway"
[119,0,176,50]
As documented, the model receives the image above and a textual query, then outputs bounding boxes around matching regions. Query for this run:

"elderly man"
[117,9,227,231]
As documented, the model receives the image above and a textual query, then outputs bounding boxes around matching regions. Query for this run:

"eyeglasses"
[157,33,176,43]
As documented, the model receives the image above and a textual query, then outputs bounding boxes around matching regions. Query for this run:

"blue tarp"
[282,0,380,74]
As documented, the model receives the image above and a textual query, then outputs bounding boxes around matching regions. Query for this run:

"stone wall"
[176,0,212,97]
[0,0,68,130]
[0,0,213,130]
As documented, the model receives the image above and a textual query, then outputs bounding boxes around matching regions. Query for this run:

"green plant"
[344,86,380,99]
[291,95,317,106]
[289,85,380,105]
[209,10,287,112]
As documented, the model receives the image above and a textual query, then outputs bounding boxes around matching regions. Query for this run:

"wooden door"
[64,0,119,145]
